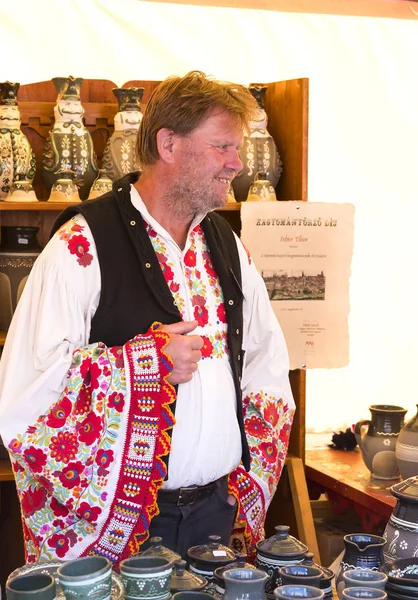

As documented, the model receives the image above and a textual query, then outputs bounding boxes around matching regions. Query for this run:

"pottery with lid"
[383,475,418,564]
[255,526,308,599]
[214,554,255,598]
[187,535,237,592]
[303,552,334,599]
[140,536,181,565]
[170,560,207,593]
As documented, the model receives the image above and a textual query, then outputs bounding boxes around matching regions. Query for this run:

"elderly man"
[0,71,294,564]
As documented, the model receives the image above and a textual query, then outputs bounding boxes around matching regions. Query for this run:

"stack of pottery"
[355,405,407,480]
[386,557,418,599]
[396,405,418,479]
[187,535,237,594]
[102,87,144,181]
[232,85,282,202]
[0,81,37,202]
[302,552,334,599]
[255,525,308,599]
[0,225,41,330]
[335,533,386,598]
[41,76,98,201]
[383,476,418,565]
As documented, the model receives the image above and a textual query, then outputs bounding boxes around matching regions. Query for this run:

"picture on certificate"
[240,201,355,369]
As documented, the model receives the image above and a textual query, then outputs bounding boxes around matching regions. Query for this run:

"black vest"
[51,173,250,470]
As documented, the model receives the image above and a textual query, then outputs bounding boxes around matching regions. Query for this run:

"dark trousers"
[142,477,237,558]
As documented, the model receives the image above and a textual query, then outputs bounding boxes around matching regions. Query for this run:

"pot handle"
[354,419,371,436]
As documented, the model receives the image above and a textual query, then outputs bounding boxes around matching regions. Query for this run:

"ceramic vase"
[102,87,144,181]
[0,225,41,330]
[120,555,172,600]
[383,476,418,565]
[396,405,418,479]
[48,170,80,203]
[335,534,386,598]
[0,82,36,201]
[246,171,277,202]
[232,85,282,201]
[88,169,113,199]
[255,526,308,600]
[41,76,98,200]
[354,404,407,479]
[223,568,268,600]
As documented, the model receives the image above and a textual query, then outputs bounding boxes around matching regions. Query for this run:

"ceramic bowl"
[273,584,325,599]
[341,588,387,599]
[388,557,418,586]
[342,569,387,590]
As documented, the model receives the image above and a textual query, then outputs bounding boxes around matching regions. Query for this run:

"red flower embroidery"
[49,431,79,464]
[194,305,209,327]
[155,251,168,264]
[74,386,92,415]
[46,396,72,428]
[201,336,214,359]
[160,262,174,281]
[259,441,278,464]
[76,412,102,446]
[80,359,101,390]
[67,234,93,267]
[184,249,196,267]
[47,533,70,558]
[245,416,270,439]
[21,486,47,517]
[204,259,217,280]
[110,346,124,369]
[50,497,69,517]
[216,303,226,323]
[23,446,47,472]
[108,392,124,413]
[70,222,84,233]
[76,501,102,523]
[263,402,279,428]
[96,449,114,476]
[170,281,180,293]
[279,423,292,446]
[56,461,84,489]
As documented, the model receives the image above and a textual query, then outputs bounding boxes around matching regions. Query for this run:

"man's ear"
[156,128,176,163]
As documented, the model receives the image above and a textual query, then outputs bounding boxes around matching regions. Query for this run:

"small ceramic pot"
[223,568,268,600]
[187,535,236,593]
[57,556,112,600]
[120,555,172,600]
[171,560,207,594]
[141,536,181,565]
[383,476,418,564]
[302,553,334,599]
[6,573,56,600]
[256,525,308,599]
[342,569,387,592]
[214,554,255,598]
[273,585,325,599]
[341,588,387,599]
[279,565,323,588]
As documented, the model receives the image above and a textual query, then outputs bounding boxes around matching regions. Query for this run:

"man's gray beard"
[162,180,226,221]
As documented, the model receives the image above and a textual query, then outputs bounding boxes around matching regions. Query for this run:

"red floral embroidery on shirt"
[217,304,226,323]
[110,346,124,369]
[107,392,124,413]
[23,447,47,473]
[263,402,279,427]
[50,497,69,517]
[67,235,93,267]
[22,486,48,517]
[46,397,72,428]
[184,249,196,267]
[96,449,114,477]
[76,412,102,446]
[201,336,214,358]
[55,461,85,489]
[245,416,270,439]
[76,502,102,523]
[49,431,79,464]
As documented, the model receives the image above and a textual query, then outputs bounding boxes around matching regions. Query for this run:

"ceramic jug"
[335,534,386,598]
[0,82,36,201]
[223,568,268,600]
[302,553,334,599]
[383,476,418,565]
[396,404,418,480]
[102,87,144,181]
[41,76,98,200]
[232,85,282,201]
[355,404,407,479]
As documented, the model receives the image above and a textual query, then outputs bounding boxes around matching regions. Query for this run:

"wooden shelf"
[0,331,6,346]
[0,201,242,212]
[0,459,13,482]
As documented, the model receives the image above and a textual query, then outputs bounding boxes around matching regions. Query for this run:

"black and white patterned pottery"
[57,556,113,600]
[302,553,334,599]
[384,476,418,565]
[396,405,418,480]
[102,87,144,181]
[231,85,282,202]
[41,76,98,201]
[0,82,36,201]
[0,225,41,330]
[223,567,268,600]
[119,555,172,600]
[255,526,308,600]
[170,560,207,593]
[213,555,255,598]
[335,534,386,598]
[354,405,407,479]
[187,535,237,594]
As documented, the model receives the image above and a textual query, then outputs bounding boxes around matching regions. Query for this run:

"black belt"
[158,477,224,507]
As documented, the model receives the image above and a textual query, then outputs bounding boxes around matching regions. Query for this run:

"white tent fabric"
[1,0,418,432]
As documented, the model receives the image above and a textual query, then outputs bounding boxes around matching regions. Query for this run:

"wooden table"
[305,447,396,525]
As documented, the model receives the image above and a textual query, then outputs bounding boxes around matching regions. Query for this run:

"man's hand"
[159,320,203,385]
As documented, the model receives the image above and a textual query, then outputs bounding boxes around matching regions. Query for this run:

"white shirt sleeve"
[0,215,100,446]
